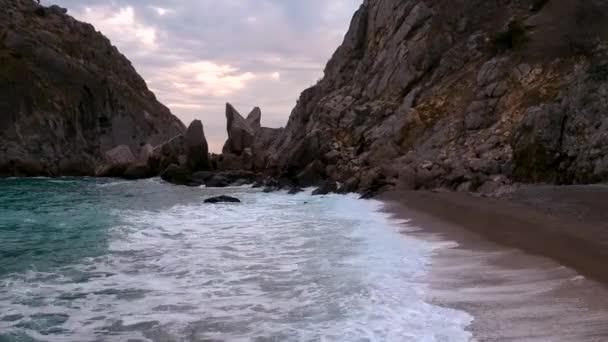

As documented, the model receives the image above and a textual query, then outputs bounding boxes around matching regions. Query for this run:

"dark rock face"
[204,195,241,204]
[191,171,215,183]
[246,107,262,132]
[288,186,304,195]
[161,164,195,186]
[205,171,256,188]
[123,163,152,180]
[184,120,211,172]
[297,160,326,187]
[258,0,608,192]
[312,182,338,196]
[0,0,185,176]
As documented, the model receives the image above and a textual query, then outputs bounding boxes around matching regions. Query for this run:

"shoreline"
[380,186,608,340]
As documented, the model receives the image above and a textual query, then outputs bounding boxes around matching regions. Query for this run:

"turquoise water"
[0,178,201,277]
[0,178,114,277]
[0,178,473,341]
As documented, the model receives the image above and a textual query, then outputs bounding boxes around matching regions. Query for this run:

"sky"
[41,0,362,152]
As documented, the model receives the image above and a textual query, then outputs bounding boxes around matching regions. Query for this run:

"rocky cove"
[3,1,608,340]
[3,0,608,198]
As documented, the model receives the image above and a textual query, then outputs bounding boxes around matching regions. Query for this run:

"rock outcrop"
[0,0,185,176]
[204,195,241,204]
[223,103,257,155]
[97,122,211,180]
[261,0,608,193]
[148,120,211,183]
[218,103,283,172]
[184,120,211,172]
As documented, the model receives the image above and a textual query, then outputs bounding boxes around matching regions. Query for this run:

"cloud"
[80,6,158,50]
[41,0,362,151]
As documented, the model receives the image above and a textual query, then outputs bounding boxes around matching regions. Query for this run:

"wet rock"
[161,164,196,186]
[205,174,231,188]
[192,171,215,183]
[312,182,338,196]
[288,186,305,195]
[205,171,256,188]
[204,195,241,204]
[123,163,151,180]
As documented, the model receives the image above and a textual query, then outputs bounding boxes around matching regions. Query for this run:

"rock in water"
[96,145,136,177]
[204,196,241,204]
[161,164,195,186]
[0,0,185,177]
[123,164,152,180]
[312,182,338,196]
[288,187,304,195]
[184,120,210,172]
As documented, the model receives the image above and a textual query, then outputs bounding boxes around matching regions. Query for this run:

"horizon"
[40,0,362,152]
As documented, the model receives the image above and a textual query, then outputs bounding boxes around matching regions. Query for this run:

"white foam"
[0,189,473,341]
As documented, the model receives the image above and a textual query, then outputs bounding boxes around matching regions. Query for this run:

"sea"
[0,177,473,341]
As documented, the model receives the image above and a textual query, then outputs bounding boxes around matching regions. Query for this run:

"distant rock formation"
[258,0,608,194]
[0,0,185,177]
[217,103,283,172]
[222,103,259,155]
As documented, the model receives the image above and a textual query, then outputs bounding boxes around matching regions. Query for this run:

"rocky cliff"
[0,0,185,176]
[265,0,608,194]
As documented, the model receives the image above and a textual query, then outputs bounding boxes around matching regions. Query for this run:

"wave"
[0,188,473,341]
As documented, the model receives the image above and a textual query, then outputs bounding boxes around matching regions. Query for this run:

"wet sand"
[380,185,608,341]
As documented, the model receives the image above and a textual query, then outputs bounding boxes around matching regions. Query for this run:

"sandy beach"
[381,185,608,341]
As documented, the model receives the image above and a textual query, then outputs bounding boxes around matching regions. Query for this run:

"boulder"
[206,174,232,187]
[95,145,136,177]
[148,135,185,174]
[288,186,305,195]
[123,163,152,180]
[95,164,127,177]
[139,144,154,162]
[184,120,210,172]
[205,171,256,188]
[204,195,241,204]
[192,171,215,183]
[261,178,289,193]
[105,145,135,166]
[161,164,196,186]
[217,150,253,171]
[312,182,338,196]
